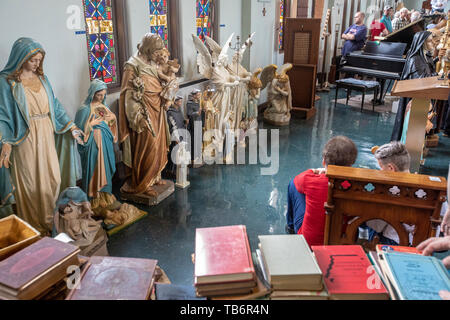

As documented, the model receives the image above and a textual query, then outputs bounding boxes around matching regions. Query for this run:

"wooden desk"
[391,76,449,173]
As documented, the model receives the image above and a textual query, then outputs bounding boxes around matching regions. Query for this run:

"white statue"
[192,34,239,158]
[226,33,255,130]
[261,63,293,126]
[176,141,191,189]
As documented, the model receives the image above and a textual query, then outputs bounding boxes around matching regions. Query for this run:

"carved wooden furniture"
[391,76,450,173]
[284,18,321,120]
[324,165,447,248]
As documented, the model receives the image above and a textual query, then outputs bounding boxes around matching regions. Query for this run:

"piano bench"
[335,79,380,112]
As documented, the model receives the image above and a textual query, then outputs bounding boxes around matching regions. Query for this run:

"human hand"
[0,143,12,169]
[312,168,326,175]
[440,290,450,300]
[441,206,450,236]
[417,236,450,267]
[439,48,446,59]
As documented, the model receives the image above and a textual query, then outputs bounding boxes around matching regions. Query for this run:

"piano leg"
[376,79,386,105]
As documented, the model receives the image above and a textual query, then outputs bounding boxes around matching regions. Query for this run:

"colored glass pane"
[279,0,285,50]
[196,0,213,41]
[83,0,117,84]
[149,0,169,47]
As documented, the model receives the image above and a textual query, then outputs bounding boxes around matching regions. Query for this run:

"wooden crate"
[0,215,40,261]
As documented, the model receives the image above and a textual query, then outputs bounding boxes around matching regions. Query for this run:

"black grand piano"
[338,41,407,104]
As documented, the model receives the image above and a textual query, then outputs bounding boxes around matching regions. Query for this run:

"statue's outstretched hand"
[71,127,85,145]
[0,143,12,169]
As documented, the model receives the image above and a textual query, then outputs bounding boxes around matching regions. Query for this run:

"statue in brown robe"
[119,34,171,197]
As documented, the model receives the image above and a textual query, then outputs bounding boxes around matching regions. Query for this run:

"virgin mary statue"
[0,38,81,234]
[75,79,117,200]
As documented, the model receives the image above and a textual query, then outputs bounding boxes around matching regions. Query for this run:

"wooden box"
[0,215,40,261]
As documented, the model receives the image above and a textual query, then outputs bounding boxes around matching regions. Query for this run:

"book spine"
[241,225,256,277]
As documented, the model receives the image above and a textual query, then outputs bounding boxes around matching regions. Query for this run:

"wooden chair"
[324,165,447,248]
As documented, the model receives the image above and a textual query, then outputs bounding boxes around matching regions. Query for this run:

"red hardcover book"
[67,256,158,300]
[195,225,255,285]
[0,237,80,300]
[311,245,389,300]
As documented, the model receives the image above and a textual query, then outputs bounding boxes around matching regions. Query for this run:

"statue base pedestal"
[291,106,317,120]
[176,181,190,189]
[263,116,290,126]
[120,180,175,206]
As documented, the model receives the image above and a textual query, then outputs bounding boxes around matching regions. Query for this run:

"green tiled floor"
[108,89,450,286]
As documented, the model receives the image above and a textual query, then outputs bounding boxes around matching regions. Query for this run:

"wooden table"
[391,76,449,173]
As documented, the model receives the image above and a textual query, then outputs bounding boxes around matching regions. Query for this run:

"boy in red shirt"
[370,19,389,41]
[285,136,358,246]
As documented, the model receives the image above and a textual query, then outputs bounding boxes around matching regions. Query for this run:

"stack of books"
[0,237,80,300]
[376,246,450,300]
[312,245,389,300]
[66,256,158,300]
[194,225,257,297]
[257,235,327,300]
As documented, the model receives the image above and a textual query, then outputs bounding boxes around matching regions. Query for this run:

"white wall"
[0,0,283,117]
[0,0,90,119]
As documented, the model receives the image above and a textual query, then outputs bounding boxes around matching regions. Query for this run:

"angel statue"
[243,68,263,131]
[192,33,239,159]
[261,63,293,126]
[227,33,255,130]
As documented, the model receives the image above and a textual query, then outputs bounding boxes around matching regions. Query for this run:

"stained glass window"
[279,0,286,51]
[196,0,213,41]
[149,0,169,47]
[82,0,117,84]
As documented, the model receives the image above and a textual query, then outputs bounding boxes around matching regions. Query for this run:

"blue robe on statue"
[0,37,79,218]
[74,80,117,198]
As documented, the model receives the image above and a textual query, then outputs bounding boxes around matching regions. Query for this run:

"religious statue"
[0,38,82,235]
[157,48,181,109]
[242,68,263,132]
[224,33,255,130]
[201,87,219,155]
[261,63,294,126]
[391,31,438,142]
[187,89,203,162]
[53,187,103,248]
[166,95,187,178]
[119,33,172,200]
[75,79,118,200]
[223,110,236,164]
[75,79,140,226]
[192,33,239,158]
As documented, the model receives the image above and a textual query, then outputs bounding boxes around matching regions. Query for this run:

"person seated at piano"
[381,6,394,33]
[392,8,410,31]
[370,18,389,41]
[391,31,440,142]
[341,12,368,57]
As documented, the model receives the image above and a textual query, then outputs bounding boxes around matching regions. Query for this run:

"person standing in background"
[381,6,394,33]
[392,8,409,31]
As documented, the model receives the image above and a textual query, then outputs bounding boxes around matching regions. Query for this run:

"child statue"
[157,48,181,108]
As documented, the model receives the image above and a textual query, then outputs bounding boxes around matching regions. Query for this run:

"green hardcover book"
[258,235,323,291]
[379,251,450,300]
